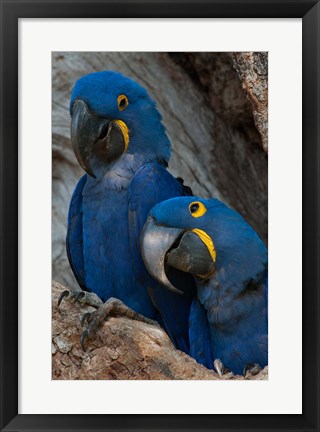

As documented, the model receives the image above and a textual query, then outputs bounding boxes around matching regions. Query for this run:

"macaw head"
[141,196,267,295]
[70,71,170,178]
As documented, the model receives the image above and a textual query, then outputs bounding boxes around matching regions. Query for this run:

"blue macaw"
[65,71,196,353]
[141,197,268,375]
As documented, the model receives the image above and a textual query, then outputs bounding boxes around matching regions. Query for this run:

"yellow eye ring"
[189,201,207,218]
[117,94,129,111]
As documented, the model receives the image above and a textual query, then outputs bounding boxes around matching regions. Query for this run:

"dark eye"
[190,203,199,213]
[189,201,207,218]
[117,94,129,111]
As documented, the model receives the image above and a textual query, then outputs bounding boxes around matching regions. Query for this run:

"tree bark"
[232,52,268,152]
[52,281,268,380]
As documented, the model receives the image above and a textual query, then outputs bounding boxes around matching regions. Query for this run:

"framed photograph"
[1,1,319,431]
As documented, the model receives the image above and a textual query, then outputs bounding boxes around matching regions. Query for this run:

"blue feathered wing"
[128,162,199,354]
[66,174,87,291]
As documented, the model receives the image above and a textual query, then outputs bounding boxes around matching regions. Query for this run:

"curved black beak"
[71,100,127,177]
[141,217,215,293]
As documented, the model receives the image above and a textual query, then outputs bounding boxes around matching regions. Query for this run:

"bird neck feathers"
[87,153,164,191]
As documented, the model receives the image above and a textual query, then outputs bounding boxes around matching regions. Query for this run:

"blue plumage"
[142,197,268,374]
[67,71,195,354]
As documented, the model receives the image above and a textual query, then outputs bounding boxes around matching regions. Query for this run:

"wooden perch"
[52,281,268,381]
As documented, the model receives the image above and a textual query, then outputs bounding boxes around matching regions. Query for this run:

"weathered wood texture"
[52,52,268,290]
[52,281,268,380]
[232,52,268,152]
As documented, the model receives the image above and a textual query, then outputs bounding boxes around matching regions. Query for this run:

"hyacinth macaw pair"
[64,70,268,375]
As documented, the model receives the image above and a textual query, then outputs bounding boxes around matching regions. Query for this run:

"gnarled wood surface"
[232,52,268,152]
[52,281,268,380]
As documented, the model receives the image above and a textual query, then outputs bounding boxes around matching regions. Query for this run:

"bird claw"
[58,290,70,306]
[80,329,90,351]
[213,358,232,377]
[79,297,160,351]
[81,312,92,327]
[244,362,262,378]
[214,358,224,377]
[74,291,85,303]
[57,289,103,308]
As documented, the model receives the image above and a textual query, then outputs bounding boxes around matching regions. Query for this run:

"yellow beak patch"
[192,228,216,262]
[114,119,129,152]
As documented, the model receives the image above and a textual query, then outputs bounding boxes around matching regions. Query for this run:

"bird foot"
[213,359,233,378]
[243,363,262,379]
[80,297,160,351]
[58,289,103,309]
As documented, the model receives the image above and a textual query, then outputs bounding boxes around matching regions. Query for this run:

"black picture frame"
[1,1,319,431]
